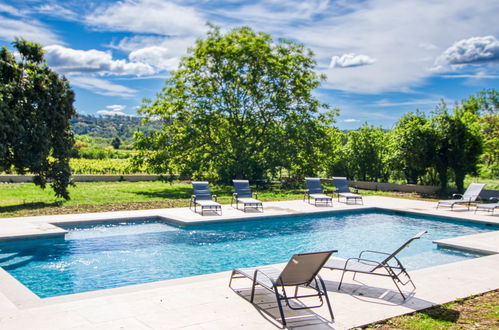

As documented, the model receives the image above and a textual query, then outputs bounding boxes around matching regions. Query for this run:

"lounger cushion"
[438,199,471,205]
[309,193,332,200]
[338,192,362,199]
[236,197,262,205]
[476,203,499,210]
[323,257,376,273]
[195,200,221,207]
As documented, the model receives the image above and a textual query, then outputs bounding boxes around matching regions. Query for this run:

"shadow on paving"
[323,279,435,309]
[232,287,335,329]
[0,201,62,214]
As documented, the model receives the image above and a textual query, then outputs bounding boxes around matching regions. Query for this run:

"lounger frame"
[229,251,336,326]
[190,181,222,216]
[332,177,363,204]
[324,231,426,299]
[231,180,263,212]
[304,178,333,207]
[436,183,485,211]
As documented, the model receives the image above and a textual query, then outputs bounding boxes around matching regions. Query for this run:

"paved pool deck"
[0,196,498,329]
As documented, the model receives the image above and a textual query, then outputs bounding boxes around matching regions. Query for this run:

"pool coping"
[0,196,498,329]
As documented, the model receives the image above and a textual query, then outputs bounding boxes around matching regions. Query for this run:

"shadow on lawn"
[133,185,234,199]
[0,201,63,214]
[419,304,460,323]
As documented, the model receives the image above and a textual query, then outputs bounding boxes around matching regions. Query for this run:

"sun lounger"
[232,180,263,212]
[475,197,499,215]
[190,181,222,215]
[304,178,333,206]
[323,231,426,299]
[437,183,485,211]
[332,177,363,204]
[229,250,336,326]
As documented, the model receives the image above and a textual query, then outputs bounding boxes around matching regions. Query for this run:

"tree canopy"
[0,39,76,199]
[134,26,335,183]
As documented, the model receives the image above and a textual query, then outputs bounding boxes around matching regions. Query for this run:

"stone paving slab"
[0,196,498,329]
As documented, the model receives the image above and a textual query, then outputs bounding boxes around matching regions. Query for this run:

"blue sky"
[0,0,498,129]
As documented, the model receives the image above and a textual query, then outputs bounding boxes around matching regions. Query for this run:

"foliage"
[111,137,121,149]
[72,135,133,159]
[392,111,435,184]
[71,114,163,140]
[69,158,148,174]
[134,25,335,183]
[475,89,499,179]
[341,124,391,182]
[0,39,75,199]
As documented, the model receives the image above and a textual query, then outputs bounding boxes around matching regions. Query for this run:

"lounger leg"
[318,276,334,322]
[250,272,258,302]
[228,270,236,287]
[338,271,347,291]
[392,278,406,300]
[274,288,287,327]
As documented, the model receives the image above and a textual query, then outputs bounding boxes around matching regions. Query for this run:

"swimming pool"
[0,210,495,298]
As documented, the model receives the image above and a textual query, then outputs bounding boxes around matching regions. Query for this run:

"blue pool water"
[0,210,495,298]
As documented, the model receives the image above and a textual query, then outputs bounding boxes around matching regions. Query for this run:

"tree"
[111,137,121,149]
[392,111,435,184]
[430,101,483,194]
[134,26,334,182]
[0,39,75,199]
[343,124,390,182]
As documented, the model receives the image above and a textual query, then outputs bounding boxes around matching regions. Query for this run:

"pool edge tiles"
[0,198,498,305]
[1,209,496,299]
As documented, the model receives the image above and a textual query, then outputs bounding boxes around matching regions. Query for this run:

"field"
[0,181,306,218]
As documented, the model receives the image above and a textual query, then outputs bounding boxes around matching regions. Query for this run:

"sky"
[0,0,498,129]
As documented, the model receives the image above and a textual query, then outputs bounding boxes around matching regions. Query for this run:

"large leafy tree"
[343,124,390,182]
[134,26,334,182]
[0,39,75,199]
[431,101,482,194]
[392,112,435,184]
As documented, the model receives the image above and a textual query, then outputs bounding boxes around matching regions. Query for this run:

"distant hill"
[71,114,163,140]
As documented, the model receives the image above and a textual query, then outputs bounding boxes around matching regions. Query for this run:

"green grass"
[364,290,499,329]
[0,181,305,207]
[0,181,307,217]
[0,179,494,218]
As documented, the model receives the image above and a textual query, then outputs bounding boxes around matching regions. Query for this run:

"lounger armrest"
[232,192,238,197]
[451,193,463,199]
[253,192,258,199]
[212,195,218,202]
[344,257,383,269]
[191,195,196,202]
[358,249,390,259]
[489,197,499,203]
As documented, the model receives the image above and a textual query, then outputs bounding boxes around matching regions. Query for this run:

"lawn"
[0,181,306,218]
[365,290,499,329]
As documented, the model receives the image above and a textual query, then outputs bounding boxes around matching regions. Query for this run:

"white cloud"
[342,118,359,123]
[215,0,498,93]
[0,15,61,45]
[373,99,440,107]
[0,3,23,16]
[68,76,137,98]
[329,53,375,68]
[35,4,77,20]
[85,0,207,37]
[434,36,499,68]
[109,35,196,63]
[129,46,179,71]
[44,45,155,76]
[97,104,131,116]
